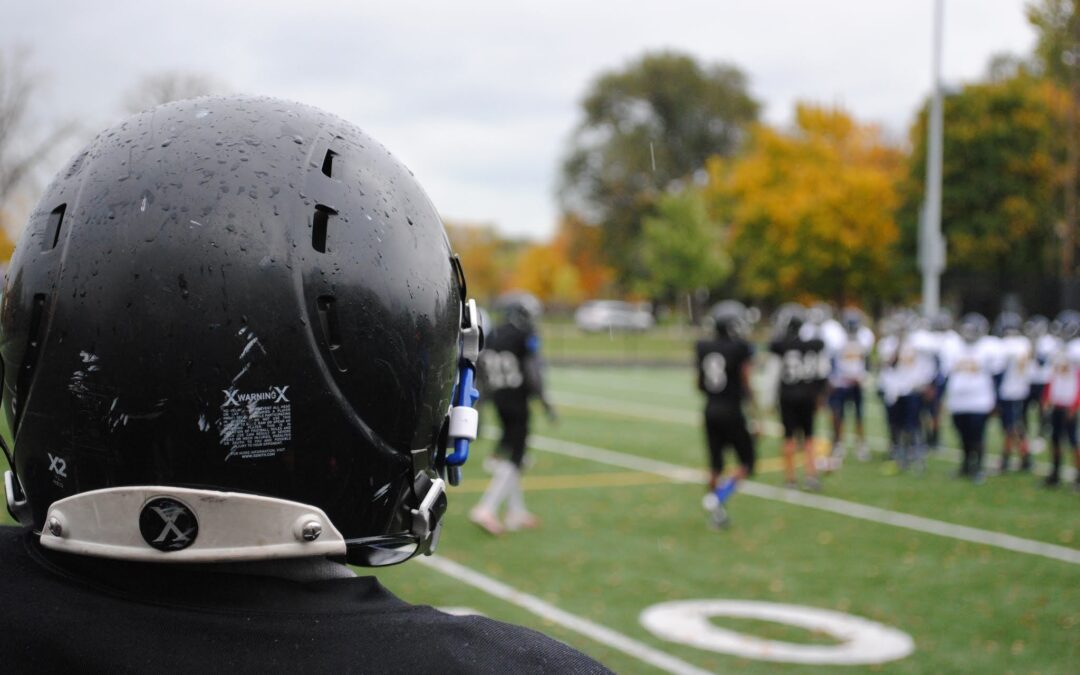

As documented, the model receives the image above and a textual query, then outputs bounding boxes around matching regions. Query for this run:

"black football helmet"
[930,309,953,333]
[494,291,542,331]
[841,308,863,335]
[1,96,482,567]
[774,303,806,339]
[1024,314,1049,339]
[708,300,749,339]
[994,311,1023,337]
[958,312,989,343]
[1055,310,1080,341]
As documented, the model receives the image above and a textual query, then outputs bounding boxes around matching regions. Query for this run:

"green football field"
[2,365,1077,672]
[377,366,1078,674]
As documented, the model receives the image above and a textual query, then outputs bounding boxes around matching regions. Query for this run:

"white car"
[574,300,654,332]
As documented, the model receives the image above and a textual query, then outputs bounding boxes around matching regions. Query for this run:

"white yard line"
[524,434,1080,566]
[550,390,1078,481]
[418,554,712,675]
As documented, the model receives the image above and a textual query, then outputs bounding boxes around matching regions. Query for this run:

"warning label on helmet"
[220,386,292,461]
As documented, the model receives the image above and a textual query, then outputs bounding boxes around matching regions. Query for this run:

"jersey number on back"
[781,350,823,384]
[482,351,523,390]
[702,353,728,393]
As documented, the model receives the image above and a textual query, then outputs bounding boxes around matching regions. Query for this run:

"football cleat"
[708,503,730,529]
[468,508,504,536]
[504,512,541,532]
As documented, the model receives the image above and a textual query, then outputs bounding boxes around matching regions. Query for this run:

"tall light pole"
[920,0,946,316]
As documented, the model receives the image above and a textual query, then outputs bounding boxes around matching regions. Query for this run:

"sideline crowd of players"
[696,301,1080,528]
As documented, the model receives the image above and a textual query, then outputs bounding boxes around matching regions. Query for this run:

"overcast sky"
[3,1,1036,240]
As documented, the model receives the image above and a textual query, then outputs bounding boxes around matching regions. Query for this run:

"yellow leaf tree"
[444,221,523,304]
[707,104,905,305]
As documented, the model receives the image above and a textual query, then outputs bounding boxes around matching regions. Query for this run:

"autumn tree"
[507,243,583,307]
[559,51,758,287]
[709,104,904,306]
[637,189,730,304]
[897,72,1062,311]
[551,213,614,300]
[444,221,525,304]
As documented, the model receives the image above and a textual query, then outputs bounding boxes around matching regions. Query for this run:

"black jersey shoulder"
[0,526,611,674]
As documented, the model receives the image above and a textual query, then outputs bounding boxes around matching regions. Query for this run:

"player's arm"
[694,344,707,393]
[741,359,754,408]
[523,335,556,421]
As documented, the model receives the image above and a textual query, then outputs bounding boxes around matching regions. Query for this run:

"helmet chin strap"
[444,296,482,485]
[4,469,31,525]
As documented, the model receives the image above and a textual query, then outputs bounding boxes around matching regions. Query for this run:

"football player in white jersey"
[876,316,903,460]
[942,313,1000,483]
[889,316,936,472]
[993,312,1034,472]
[916,311,956,452]
[1024,315,1057,455]
[827,309,875,463]
[1042,312,1080,488]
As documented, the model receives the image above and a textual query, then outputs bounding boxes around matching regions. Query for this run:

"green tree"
[1028,0,1079,84]
[559,50,758,287]
[1027,0,1080,303]
[637,189,730,303]
[897,72,1061,308]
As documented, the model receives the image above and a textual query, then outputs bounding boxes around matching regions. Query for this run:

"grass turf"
[2,365,1077,672]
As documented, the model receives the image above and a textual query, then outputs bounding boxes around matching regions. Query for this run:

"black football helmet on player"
[494,291,542,332]
[1,96,481,567]
[1054,310,1080,341]
[958,313,990,344]
[930,309,953,333]
[1024,314,1049,339]
[708,300,750,339]
[773,303,806,339]
[994,311,1023,337]
[841,308,864,335]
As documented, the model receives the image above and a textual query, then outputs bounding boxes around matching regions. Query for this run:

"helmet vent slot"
[317,295,348,372]
[311,205,337,253]
[321,150,337,178]
[43,204,67,251]
[15,294,48,429]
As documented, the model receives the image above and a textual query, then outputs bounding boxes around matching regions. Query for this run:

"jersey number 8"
[703,353,728,393]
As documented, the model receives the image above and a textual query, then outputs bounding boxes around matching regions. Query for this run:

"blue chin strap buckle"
[446,299,482,486]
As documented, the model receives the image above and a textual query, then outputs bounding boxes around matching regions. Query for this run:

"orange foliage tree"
[706,104,905,305]
[507,215,615,306]
[444,221,523,304]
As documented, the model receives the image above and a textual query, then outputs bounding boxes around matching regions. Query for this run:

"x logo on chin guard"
[139,497,199,552]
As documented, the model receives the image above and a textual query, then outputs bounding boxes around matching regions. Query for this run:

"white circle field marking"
[640,599,914,665]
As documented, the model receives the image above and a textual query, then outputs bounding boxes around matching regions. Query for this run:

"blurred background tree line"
[2,1,1079,320]
[471,0,1080,319]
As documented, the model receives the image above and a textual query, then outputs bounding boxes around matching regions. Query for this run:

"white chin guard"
[39,486,347,563]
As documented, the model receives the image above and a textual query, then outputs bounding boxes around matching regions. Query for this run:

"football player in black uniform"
[696,301,756,528]
[470,292,555,536]
[769,306,827,491]
[0,97,608,673]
